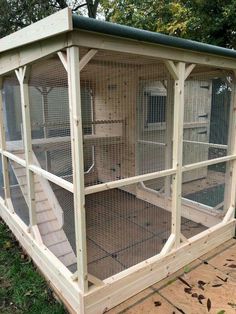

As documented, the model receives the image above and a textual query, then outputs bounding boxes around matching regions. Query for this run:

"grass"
[0,218,67,314]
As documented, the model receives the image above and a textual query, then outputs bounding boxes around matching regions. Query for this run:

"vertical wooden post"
[67,46,88,292]
[164,78,174,196]
[223,72,236,218]
[15,67,37,227]
[169,62,185,248]
[0,77,11,204]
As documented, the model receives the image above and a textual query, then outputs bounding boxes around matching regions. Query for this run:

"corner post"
[165,61,186,248]
[67,46,88,292]
[0,77,11,204]
[15,66,37,227]
[223,71,236,220]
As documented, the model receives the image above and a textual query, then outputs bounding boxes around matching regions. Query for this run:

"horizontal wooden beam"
[182,154,236,172]
[183,139,227,150]
[0,33,70,76]
[0,149,73,193]
[72,31,236,70]
[84,168,176,195]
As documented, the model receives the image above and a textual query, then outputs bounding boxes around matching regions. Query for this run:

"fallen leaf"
[198,280,206,286]
[212,284,222,287]
[216,276,228,282]
[198,294,205,304]
[191,293,198,298]
[207,298,211,312]
[184,287,192,294]
[217,310,225,314]
[228,264,236,268]
[178,277,191,288]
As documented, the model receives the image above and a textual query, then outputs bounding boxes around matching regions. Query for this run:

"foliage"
[0,0,101,38]
[0,218,67,313]
[101,0,236,48]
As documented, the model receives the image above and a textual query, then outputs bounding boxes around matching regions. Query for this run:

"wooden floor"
[108,238,236,314]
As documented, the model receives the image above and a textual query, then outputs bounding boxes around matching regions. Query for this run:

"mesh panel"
[180,67,231,239]
[183,69,231,175]
[29,57,72,181]
[80,51,173,188]
[0,158,4,199]
[181,163,226,239]
[9,160,29,225]
[86,177,172,280]
[80,50,176,279]
[3,74,25,160]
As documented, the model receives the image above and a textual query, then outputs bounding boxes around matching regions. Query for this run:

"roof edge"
[0,8,72,54]
[72,15,236,60]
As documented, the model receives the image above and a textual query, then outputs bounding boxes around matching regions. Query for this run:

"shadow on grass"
[0,218,67,314]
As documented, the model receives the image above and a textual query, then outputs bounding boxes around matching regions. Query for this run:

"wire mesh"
[86,177,172,280]
[183,69,231,173]
[2,74,25,160]
[180,67,232,239]
[79,50,177,279]
[8,160,29,225]
[80,50,173,189]
[31,173,77,271]
[29,57,73,182]
[0,158,4,199]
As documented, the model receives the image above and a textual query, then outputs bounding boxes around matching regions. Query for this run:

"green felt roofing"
[72,14,236,59]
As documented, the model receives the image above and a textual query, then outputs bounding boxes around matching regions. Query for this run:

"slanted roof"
[0,7,236,61]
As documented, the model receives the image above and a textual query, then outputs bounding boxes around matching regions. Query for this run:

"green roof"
[73,15,236,59]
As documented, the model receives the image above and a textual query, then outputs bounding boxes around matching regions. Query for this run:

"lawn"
[0,218,67,314]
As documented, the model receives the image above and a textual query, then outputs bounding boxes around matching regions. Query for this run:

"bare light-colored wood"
[223,72,236,215]
[67,46,88,292]
[84,220,235,314]
[0,8,72,54]
[170,62,185,247]
[79,49,98,71]
[0,78,10,203]
[15,66,37,227]
[10,152,76,267]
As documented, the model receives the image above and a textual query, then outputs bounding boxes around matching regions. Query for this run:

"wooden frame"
[0,9,236,314]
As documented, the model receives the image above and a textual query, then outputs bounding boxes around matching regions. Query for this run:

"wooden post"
[15,67,37,227]
[67,46,88,293]
[0,77,11,204]
[166,61,186,248]
[223,71,236,218]
[164,78,174,196]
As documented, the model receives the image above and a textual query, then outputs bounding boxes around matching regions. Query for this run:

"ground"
[1,215,235,314]
[108,238,236,314]
[0,218,67,314]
